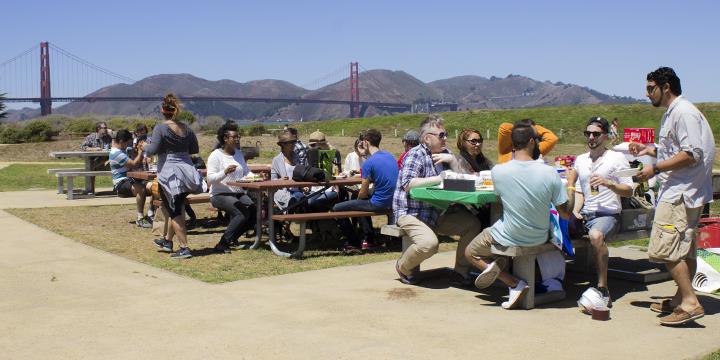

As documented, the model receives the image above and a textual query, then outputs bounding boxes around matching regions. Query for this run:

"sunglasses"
[278,140,297,145]
[428,132,448,140]
[646,84,659,94]
[583,131,605,138]
[465,139,483,146]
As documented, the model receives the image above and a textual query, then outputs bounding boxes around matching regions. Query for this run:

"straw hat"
[277,130,298,145]
[308,130,327,145]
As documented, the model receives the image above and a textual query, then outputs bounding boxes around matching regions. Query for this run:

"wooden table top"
[50,150,110,158]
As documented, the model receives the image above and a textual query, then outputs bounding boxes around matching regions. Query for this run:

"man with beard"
[630,67,715,326]
[464,120,573,309]
[569,117,633,310]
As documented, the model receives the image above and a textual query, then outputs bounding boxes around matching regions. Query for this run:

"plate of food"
[612,168,640,178]
[475,185,494,192]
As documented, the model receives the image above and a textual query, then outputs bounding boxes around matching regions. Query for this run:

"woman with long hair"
[145,93,203,259]
[455,128,493,173]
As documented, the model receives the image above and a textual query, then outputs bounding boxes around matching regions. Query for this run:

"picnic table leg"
[67,176,74,200]
[247,189,263,250]
[84,158,93,194]
[58,176,64,194]
[295,221,306,258]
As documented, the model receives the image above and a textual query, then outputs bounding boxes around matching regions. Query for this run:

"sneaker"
[170,247,192,259]
[154,238,173,252]
[501,280,530,309]
[136,217,152,229]
[659,305,705,326]
[598,287,612,308]
[474,260,502,289]
[650,299,676,314]
[396,260,419,285]
[214,242,231,254]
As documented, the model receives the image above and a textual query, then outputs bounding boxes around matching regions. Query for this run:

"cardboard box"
[619,208,655,232]
[443,179,475,192]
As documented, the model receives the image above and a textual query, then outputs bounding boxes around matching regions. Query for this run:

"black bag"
[292,165,326,182]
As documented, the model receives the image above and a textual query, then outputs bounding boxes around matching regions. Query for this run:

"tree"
[177,110,196,124]
[0,93,8,120]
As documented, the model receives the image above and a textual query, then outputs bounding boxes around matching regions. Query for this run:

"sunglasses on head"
[583,131,604,138]
[465,139,483,146]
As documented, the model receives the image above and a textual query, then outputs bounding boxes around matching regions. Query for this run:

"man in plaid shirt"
[394,114,483,285]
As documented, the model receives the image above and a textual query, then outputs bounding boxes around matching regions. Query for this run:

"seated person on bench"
[393,114,483,286]
[465,120,573,309]
[109,129,154,228]
[332,129,397,251]
[569,117,633,309]
[80,121,113,194]
[271,130,309,211]
[207,122,257,254]
[305,130,341,211]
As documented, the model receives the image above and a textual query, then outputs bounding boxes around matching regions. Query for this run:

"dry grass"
[7,204,458,283]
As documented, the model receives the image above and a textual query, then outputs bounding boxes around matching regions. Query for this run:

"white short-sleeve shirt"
[573,149,633,214]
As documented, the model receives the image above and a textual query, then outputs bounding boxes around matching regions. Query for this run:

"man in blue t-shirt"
[110,129,154,228]
[465,120,574,309]
[332,129,398,250]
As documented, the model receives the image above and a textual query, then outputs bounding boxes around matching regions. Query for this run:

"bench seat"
[48,168,85,194]
[152,193,211,207]
[55,170,112,199]
[270,210,392,258]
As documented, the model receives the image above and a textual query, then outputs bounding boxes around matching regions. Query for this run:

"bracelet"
[567,186,576,190]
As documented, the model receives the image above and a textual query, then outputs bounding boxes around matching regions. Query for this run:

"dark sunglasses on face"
[428,132,448,140]
[583,131,604,138]
[646,84,659,94]
[465,139,483,146]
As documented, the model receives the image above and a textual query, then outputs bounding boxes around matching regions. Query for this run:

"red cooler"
[698,217,720,249]
[623,128,655,143]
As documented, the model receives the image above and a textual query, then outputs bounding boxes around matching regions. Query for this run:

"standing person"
[145,93,203,259]
[109,129,154,228]
[206,122,257,254]
[332,129,397,250]
[570,117,634,310]
[497,119,558,164]
[630,67,716,326]
[397,130,420,169]
[609,118,620,145]
[465,120,573,309]
[393,114,483,285]
[80,121,113,194]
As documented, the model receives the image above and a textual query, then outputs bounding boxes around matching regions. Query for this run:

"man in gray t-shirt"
[631,67,715,326]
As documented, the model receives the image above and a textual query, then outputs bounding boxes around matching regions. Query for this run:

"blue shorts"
[583,213,620,240]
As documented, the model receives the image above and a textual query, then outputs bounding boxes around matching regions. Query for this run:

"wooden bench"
[490,242,565,310]
[271,210,392,258]
[47,168,85,194]
[152,193,212,208]
[55,170,112,199]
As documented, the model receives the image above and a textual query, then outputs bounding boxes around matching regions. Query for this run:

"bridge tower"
[40,42,52,116]
[349,62,359,118]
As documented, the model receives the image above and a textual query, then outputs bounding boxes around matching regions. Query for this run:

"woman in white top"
[342,138,366,177]
[206,122,257,254]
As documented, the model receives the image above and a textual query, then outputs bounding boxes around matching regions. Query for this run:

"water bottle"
[635,163,649,194]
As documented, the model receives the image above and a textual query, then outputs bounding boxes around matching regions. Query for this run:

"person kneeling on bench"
[464,120,573,309]
[109,129,154,228]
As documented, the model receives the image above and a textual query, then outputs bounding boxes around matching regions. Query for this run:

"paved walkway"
[0,190,718,359]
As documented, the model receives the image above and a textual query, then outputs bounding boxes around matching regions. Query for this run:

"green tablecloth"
[409,186,497,210]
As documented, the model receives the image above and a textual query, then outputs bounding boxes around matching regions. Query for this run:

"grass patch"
[6,204,458,283]
[0,163,112,192]
[702,349,720,360]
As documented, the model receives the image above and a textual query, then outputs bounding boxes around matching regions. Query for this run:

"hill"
[5,71,641,122]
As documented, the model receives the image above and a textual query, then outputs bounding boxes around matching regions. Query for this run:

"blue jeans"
[332,199,386,247]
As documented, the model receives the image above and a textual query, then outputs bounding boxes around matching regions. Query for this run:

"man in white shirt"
[630,67,715,326]
[569,117,633,310]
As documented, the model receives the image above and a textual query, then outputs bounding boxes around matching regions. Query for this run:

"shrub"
[0,126,23,144]
[64,117,97,134]
[21,120,54,142]
[200,116,225,135]
[246,124,266,136]
[177,111,196,124]
[107,117,131,132]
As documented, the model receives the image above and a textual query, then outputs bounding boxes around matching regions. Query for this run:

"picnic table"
[49,150,110,194]
[226,177,363,256]
[127,165,271,182]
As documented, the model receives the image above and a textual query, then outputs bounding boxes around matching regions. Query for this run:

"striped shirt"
[109,147,129,185]
[393,144,445,226]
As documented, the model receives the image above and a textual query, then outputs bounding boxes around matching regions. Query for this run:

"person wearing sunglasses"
[569,117,634,311]
[271,130,306,210]
[464,120,574,309]
[629,67,715,326]
[496,119,558,164]
[393,114,483,286]
[80,121,114,194]
[455,128,493,174]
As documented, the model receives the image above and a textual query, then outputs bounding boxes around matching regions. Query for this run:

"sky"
[3,0,720,107]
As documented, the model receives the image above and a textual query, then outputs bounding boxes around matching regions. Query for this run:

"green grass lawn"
[6,204,456,283]
[0,163,113,192]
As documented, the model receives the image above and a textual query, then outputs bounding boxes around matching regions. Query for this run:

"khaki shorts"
[648,199,702,263]
[466,227,498,259]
